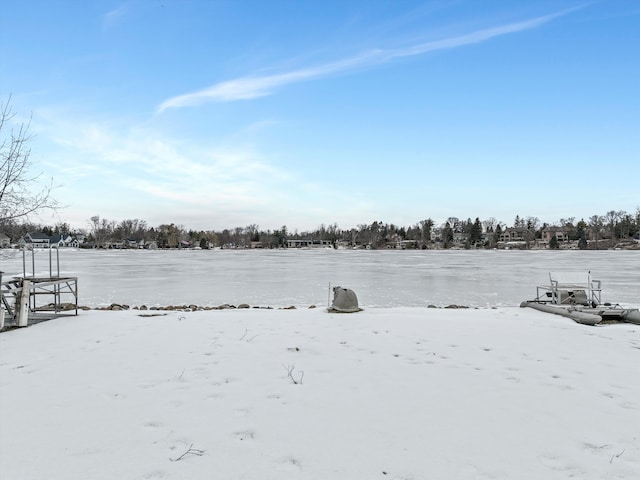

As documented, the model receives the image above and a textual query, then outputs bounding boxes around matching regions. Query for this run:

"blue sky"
[2,0,638,232]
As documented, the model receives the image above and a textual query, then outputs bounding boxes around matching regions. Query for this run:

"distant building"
[335,240,351,249]
[287,239,332,248]
[18,232,79,248]
[541,227,568,243]
[499,228,528,243]
[453,232,469,245]
[399,239,418,249]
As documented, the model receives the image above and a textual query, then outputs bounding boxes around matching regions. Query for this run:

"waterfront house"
[499,228,528,242]
[541,227,569,244]
[287,239,333,248]
[19,232,80,248]
[453,232,469,245]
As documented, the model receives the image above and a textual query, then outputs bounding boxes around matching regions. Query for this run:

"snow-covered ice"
[1,306,639,479]
[1,248,638,308]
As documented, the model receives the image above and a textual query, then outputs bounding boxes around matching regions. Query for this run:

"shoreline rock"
[82,303,473,312]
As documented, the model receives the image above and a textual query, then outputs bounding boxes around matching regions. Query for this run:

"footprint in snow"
[233,431,255,441]
[278,457,302,472]
[143,421,163,429]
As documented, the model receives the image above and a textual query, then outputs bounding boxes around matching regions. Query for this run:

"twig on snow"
[610,449,625,464]
[239,327,248,340]
[170,443,205,462]
[283,363,304,384]
[239,328,260,342]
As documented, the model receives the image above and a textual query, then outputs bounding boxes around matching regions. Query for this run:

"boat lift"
[521,271,640,325]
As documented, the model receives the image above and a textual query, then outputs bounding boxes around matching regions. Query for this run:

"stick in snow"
[170,444,205,462]
[610,449,625,464]
[283,363,304,384]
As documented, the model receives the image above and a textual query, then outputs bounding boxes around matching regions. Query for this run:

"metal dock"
[1,247,78,330]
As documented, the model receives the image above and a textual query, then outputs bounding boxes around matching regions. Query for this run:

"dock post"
[0,271,4,329]
[16,279,31,327]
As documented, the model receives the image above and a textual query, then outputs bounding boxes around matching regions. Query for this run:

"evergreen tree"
[493,224,503,246]
[442,222,454,248]
[419,218,433,248]
[469,217,483,246]
[513,215,522,228]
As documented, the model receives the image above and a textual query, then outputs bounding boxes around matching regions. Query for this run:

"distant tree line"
[1,98,637,250]
[2,207,639,250]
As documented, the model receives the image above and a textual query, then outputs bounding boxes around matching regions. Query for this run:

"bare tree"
[483,217,497,248]
[419,218,434,248]
[482,217,496,232]
[0,97,58,224]
[446,217,460,232]
[589,215,604,249]
[524,216,540,248]
[88,215,116,248]
[604,210,617,243]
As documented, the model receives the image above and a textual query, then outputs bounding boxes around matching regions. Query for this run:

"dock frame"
[1,248,78,329]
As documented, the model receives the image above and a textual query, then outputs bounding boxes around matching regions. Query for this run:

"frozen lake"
[1,249,638,308]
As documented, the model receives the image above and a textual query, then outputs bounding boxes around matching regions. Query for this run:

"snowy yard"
[1,306,639,479]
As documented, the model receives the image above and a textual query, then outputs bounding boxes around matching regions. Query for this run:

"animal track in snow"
[233,430,255,441]
[278,457,303,471]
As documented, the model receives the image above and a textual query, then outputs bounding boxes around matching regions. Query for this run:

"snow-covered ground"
[1,306,639,479]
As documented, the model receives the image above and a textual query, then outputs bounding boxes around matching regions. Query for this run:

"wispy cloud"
[157,7,580,113]
[103,5,128,29]
[36,108,369,229]
[39,113,290,205]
